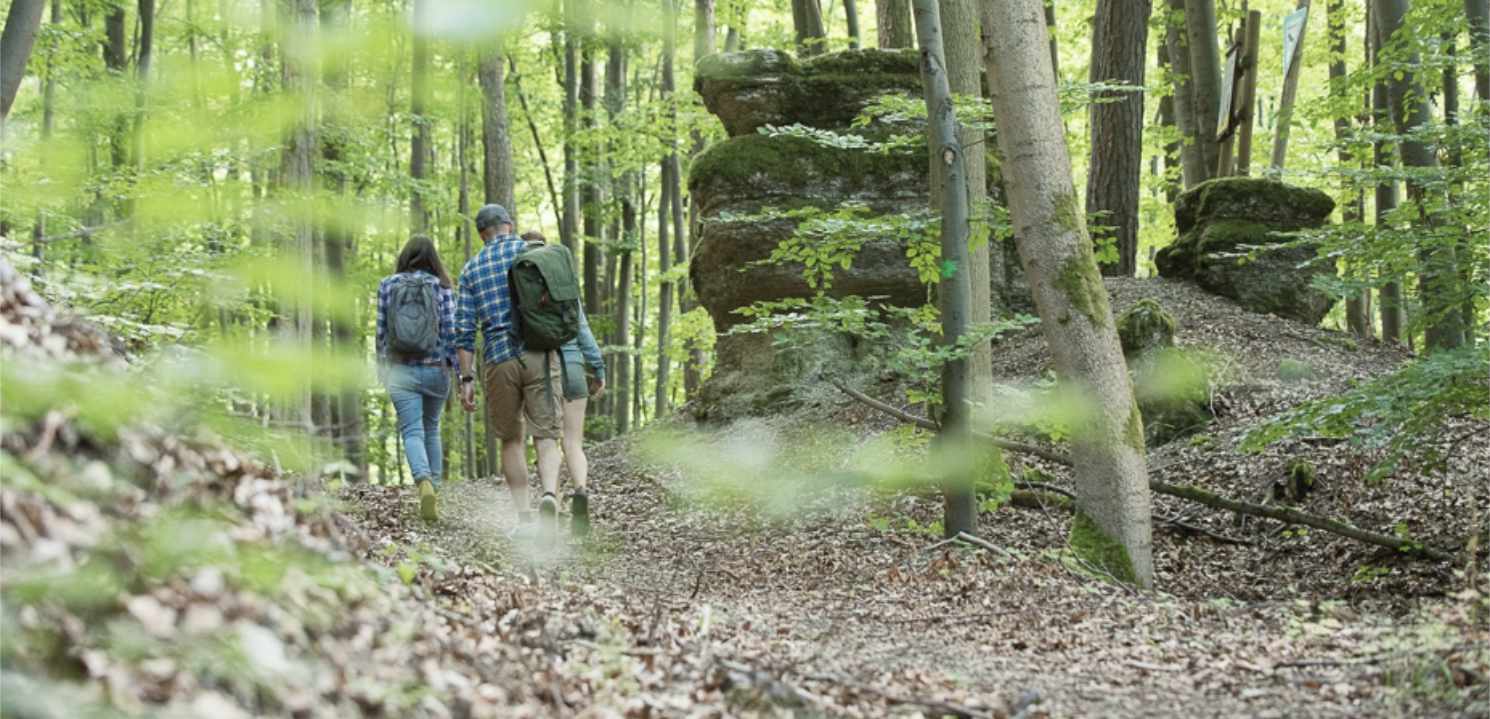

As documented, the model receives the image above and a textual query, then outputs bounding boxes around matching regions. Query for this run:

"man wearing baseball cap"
[454,204,564,533]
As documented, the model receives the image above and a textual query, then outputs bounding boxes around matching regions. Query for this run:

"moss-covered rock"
[695,47,923,137]
[1116,298,1176,357]
[689,133,928,217]
[1156,178,1336,325]
[1131,348,1213,446]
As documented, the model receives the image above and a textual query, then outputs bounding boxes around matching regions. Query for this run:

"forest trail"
[343,433,1475,718]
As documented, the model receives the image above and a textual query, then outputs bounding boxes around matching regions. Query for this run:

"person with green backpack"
[376,235,457,523]
[454,205,578,536]
[521,231,604,537]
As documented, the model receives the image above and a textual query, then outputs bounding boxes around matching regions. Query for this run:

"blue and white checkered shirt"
[375,271,457,368]
[455,234,527,365]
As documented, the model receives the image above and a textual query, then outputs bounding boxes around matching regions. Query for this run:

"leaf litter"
[1,259,1486,717]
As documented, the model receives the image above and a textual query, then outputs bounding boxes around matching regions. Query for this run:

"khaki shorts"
[482,350,563,441]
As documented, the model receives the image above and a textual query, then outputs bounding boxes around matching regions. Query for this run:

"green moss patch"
[689,133,925,203]
[1053,251,1110,329]
[1117,298,1177,357]
[1069,511,1137,584]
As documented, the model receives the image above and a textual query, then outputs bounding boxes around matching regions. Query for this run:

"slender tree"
[656,0,679,417]
[1468,0,1489,103]
[283,0,319,429]
[561,0,582,252]
[607,35,634,434]
[911,0,976,538]
[1371,6,1404,345]
[1374,0,1465,351]
[1329,0,1370,339]
[793,0,828,55]
[696,0,717,57]
[409,0,430,232]
[877,0,913,48]
[985,0,1154,587]
[1085,0,1151,276]
[478,45,516,210]
[581,24,602,316]
[845,0,862,48]
[1166,0,1205,188]
[1183,0,1222,181]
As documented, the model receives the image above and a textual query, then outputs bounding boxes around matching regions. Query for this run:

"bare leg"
[561,397,589,492]
[501,437,529,515]
[534,437,562,497]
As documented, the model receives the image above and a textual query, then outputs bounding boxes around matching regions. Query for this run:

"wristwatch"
[460,374,474,384]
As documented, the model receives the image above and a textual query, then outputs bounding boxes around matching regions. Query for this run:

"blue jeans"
[386,364,449,485]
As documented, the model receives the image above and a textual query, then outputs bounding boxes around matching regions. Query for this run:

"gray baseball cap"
[475,204,513,232]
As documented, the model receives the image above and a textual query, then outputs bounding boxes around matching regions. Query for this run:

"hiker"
[376,235,456,523]
[521,231,605,536]
[455,205,567,533]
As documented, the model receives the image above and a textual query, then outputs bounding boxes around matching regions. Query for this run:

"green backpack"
[509,242,581,351]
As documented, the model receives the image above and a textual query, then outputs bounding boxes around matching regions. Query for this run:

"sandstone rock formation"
[1155,178,1336,325]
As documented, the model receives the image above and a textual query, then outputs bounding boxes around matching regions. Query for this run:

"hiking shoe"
[417,478,438,523]
[570,492,590,538]
[539,492,558,528]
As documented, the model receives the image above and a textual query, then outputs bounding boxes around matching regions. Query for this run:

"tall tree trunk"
[793,0,828,55]
[1166,0,1205,188]
[1043,0,1060,80]
[1373,0,1464,351]
[937,0,993,423]
[1469,0,1489,102]
[509,57,562,229]
[610,37,634,433]
[695,0,717,57]
[478,46,516,210]
[1371,6,1404,345]
[985,0,1154,588]
[30,0,61,270]
[409,0,430,232]
[0,0,47,120]
[912,0,977,538]
[581,39,602,316]
[1330,0,1369,340]
[104,5,129,172]
[845,0,862,48]
[1085,0,1150,277]
[877,0,913,48]
[284,0,318,430]
[321,0,364,472]
[1156,39,1181,204]
[561,0,582,252]
[1183,0,1221,182]
[656,0,679,417]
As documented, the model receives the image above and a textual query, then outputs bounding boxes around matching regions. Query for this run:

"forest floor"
[2,262,1487,718]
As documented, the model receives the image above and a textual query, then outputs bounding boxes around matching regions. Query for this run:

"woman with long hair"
[520,231,605,536]
[376,234,456,522]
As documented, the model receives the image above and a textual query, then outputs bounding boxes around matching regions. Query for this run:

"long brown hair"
[394,235,452,288]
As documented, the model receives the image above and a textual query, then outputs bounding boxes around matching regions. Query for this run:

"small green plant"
[1351,564,1393,583]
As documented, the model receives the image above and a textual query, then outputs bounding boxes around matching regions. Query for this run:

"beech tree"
[1183,0,1221,181]
[0,0,47,120]
[984,0,1155,587]
[876,0,913,48]
[793,0,828,56]
[1084,0,1151,276]
[910,0,976,538]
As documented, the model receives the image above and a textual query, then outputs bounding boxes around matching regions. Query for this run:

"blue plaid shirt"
[375,271,457,368]
[455,234,526,365]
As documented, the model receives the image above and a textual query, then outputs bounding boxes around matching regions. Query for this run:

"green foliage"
[1243,344,1490,482]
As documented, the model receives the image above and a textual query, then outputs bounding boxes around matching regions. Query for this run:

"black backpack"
[387,274,439,358]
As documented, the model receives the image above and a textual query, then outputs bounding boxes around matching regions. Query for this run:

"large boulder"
[694,48,922,137]
[689,134,929,330]
[1155,178,1335,324]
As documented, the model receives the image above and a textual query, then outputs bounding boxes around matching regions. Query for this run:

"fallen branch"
[1150,480,1453,561]
[833,382,1455,561]
[832,380,1070,465]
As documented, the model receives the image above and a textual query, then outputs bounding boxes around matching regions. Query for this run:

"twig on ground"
[1155,515,1255,546]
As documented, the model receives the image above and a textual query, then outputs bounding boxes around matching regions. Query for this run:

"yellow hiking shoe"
[417,478,438,523]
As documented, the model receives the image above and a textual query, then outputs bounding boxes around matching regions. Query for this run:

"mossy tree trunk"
[1373,0,1465,352]
[876,0,913,48]
[912,0,977,538]
[1182,0,1221,183]
[985,0,1154,588]
[1085,0,1150,277]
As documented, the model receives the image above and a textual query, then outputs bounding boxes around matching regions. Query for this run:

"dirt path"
[345,440,1485,718]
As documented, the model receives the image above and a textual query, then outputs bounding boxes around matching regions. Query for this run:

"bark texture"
[876,0,914,48]
[1370,6,1404,345]
[478,47,516,209]
[409,0,430,232]
[0,0,47,119]
[984,0,1154,587]
[1165,0,1205,188]
[1084,0,1151,276]
[1183,0,1221,181]
[1469,0,1489,102]
[793,0,828,56]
